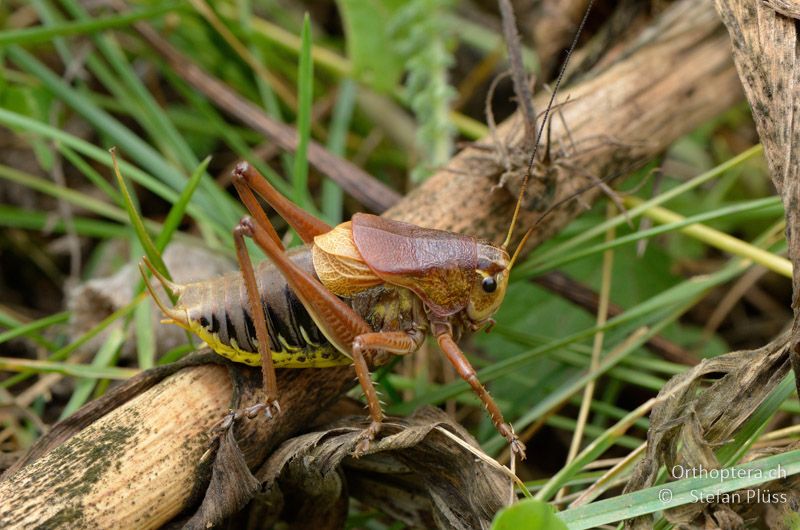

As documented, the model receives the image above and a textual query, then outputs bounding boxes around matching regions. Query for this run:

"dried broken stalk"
[624,336,795,528]
[387,0,739,251]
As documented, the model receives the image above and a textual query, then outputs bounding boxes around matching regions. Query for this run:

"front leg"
[433,322,526,460]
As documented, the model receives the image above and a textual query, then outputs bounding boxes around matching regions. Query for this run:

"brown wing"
[351,213,477,316]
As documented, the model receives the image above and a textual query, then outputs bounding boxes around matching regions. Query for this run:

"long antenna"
[507,166,629,271]
[502,0,595,253]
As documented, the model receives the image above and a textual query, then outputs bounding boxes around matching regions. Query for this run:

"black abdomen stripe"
[285,286,326,346]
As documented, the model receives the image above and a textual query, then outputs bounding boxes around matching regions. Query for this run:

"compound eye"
[481,276,497,293]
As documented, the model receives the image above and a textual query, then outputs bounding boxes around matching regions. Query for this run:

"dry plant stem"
[0,360,357,528]
[528,0,592,77]
[0,366,232,528]
[214,88,336,187]
[498,0,536,146]
[713,0,800,390]
[386,0,740,248]
[453,48,503,112]
[764,0,800,18]
[187,0,296,108]
[571,442,647,508]
[0,1,741,526]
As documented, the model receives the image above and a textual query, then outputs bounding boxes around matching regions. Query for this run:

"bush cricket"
[141,162,533,458]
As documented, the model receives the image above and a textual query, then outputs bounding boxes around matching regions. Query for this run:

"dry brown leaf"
[245,406,514,530]
[623,336,795,529]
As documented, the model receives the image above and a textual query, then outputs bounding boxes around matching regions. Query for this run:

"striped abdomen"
[174,249,350,367]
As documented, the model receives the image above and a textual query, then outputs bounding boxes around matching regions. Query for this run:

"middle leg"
[350,329,425,455]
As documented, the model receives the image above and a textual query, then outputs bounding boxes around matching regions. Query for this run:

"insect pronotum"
[140,5,593,460]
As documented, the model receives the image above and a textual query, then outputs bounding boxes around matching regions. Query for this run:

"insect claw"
[510,437,527,460]
[241,400,281,420]
[232,161,250,182]
[210,409,236,434]
[352,420,382,458]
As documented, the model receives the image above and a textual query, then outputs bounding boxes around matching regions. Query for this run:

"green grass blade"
[323,79,357,224]
[0,4,182,46]
[5,46,172,182]
[557,449,800,529]
[158,344,195,365]
[0,356,136,380]
[532,144,764,265]
[57,144,123,204]
[546,415,643,450]
[293,14,315,210]
[0,310,24,330]
[0,205,126,239]
[0,162,127,223]
[0,311,67,349]
[155,156,211,252]
[30,0,73,64]
[0,110,228,242]
[535,399,655,501]
[522,197,782,277]
[4,46,233,232]
[59,327,126,419]
[161,67,293,198]
[110,149,169,277]
[57,0,238,230]
[626,197,791,278]
[483,324,665,455]
[0,294,144,389]
[135,286,156,371]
